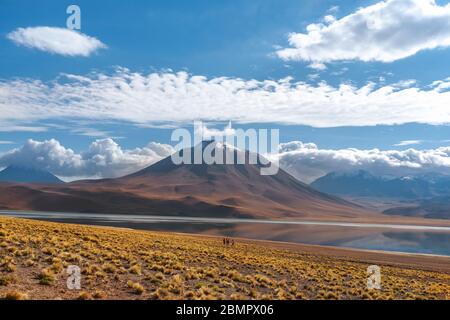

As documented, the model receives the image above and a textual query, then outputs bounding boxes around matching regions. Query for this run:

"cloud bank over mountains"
[2,138,450,183]
[2,68,450,130]
[276,0,450,65]
[276,141,450,183]
[0,139,173,180]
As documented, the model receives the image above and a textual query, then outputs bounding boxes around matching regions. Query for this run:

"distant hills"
[0,166,63,184]
[311,170,450,219]
[311,170,450,199]
[0,142,373,220]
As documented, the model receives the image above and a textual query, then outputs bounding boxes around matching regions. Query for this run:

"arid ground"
[0,216,449,300]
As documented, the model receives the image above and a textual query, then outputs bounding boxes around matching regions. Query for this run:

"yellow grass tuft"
[3,291,28,300]
[127,280,145,295]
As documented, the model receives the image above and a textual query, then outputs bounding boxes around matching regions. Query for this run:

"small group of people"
[222,237,235,246]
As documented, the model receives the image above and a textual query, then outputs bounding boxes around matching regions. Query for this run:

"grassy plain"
[0,216,449,300]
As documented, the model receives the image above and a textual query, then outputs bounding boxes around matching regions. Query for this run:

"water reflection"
[334,232,450,256]
[1,211,450,256]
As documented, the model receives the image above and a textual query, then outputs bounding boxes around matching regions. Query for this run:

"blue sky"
[1,0,450,83]
[2,1,450,84]
[2,0,450,181]
[1,0,360,80]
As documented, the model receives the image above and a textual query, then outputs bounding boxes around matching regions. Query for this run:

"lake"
[1,210,450,256]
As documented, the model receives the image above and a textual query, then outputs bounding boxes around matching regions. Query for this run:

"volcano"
[0,143,373,219]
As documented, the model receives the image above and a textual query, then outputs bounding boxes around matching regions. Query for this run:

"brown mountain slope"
[0,144,377,220]
[383,196,450,219]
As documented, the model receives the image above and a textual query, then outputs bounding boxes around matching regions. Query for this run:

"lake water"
[1,210,450,256]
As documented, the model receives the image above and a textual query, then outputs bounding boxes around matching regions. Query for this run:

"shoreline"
[2,209,450,230]
[3,214,450,274]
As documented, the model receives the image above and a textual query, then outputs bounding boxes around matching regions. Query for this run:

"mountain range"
[383,196,450,219]
[0,143,373,220]
[311,170,450,199]
[310,170,450,219]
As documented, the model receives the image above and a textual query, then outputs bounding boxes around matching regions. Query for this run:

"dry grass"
[3,290,28,300]
[127,280,145,295]
[38,269,55,285]
[0,216,449,300]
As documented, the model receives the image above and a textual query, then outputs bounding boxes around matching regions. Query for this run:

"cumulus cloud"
[274,141,450,183]
[2,68,450,128]
[7,27,106,57]
[0,138,174,180]
[276,0,450,65]
[307,62,327,71]
[195,122,236,139]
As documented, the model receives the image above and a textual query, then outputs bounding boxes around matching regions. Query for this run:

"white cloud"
[307,62,327,71]
[330,67,349,76]
[0,125,47,132]
[323,15,336,24]
[393,140,422,146]
[307,73,320,81]
[393,79,417,89]
[0,138,174,180]
[0,141,13,145]
[430,76,450,91]
[327,6,340,14]
[274,141,450,183]
[70,127,110,138]
[195,122,236,139]
[2,68,450,128]
[7,27,106,57]
[276,0,450,65]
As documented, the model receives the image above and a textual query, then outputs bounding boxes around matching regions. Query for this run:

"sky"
[2,0,450,182]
